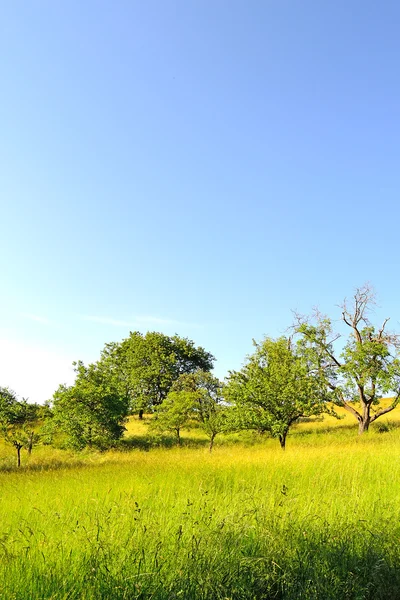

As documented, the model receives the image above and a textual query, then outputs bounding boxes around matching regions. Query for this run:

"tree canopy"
[295,284,400,433]
[50,361,130,449]
[150,370,226,450]
[170,371,227,451]
[149,389,195,445]
[98,331,215,414]
[224,336,334,448]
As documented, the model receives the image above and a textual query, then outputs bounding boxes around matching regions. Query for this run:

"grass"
[1,407,400,598]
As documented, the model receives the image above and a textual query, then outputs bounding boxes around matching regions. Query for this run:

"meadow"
[1,408,400,599]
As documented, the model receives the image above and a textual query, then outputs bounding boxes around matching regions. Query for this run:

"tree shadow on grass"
[118,434,209,452]
[293,419,400,438]
[0,457,107,474]
[0,436,211,473]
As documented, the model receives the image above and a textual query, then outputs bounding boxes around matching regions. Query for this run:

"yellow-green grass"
[1,412,400,598]
[1,398,399,468]
[293,397,400,434]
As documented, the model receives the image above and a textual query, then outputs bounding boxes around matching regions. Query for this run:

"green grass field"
[1,408,400,599]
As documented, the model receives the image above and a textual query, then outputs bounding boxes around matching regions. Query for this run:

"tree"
[150,370,227,450]
[295,284,400,434]
[50,361,130,449]
[98,332,215,416]
[0,388,41,466]
[0,387,18,420]
[171,371,227,451]
[224,337,333,449]
[149,390,195,445]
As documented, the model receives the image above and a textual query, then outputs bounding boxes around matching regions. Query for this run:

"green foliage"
[375,420,397,433]
[340,330,400,401]
[170,371,228,450]
[150,371,226,448]
[0,386,21,423]
[150,390,196,444]
[296,285,400,433]
[0,387,41,465]
[51,361,130,450]
[225,336,334,448]
[98,331,215,413]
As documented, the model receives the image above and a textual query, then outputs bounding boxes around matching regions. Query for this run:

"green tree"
[171,371,227,451]
[295,284,400,434]
[149,390,195,445]
[149,371,226,449]
[51,361,130,449]
[0,387,18,421]
[99,332,215,417]
[0,388,40,466]
[225,337,333,449]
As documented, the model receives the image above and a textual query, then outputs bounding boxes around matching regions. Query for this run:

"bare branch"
[378,318,390,338]
[342,311,353,329]
[341,284,377,345]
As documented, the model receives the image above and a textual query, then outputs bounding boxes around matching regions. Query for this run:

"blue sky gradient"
[2,1,400,402]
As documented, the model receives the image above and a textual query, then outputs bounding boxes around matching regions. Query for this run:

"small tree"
[0,388,40,466]
[150,391,195,445]
[149,371,227,450]
[172,371,227,451]
[296,285,400,434]
[51,361,130,449]
[225,337,333,449]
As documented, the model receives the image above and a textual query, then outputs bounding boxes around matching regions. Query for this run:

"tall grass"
[1,418,400,598]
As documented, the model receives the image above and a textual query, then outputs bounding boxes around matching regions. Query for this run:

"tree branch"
[342,312,353,329]
[370,405,395,422]
[378,318,390,339]
[342,400,362,421]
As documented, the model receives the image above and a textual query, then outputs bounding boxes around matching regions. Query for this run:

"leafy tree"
[50,361,130,449]
[171,371,227,451]
[98,332,215,416]
[224,337,333,449]
[149,390,195,445]
[0,387,18,420]
[149,371,226,449]
[295,284,400,434]
[0,388,41,466]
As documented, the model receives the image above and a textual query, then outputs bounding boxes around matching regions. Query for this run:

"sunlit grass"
[293,396,400,434]
[1,406,400,598]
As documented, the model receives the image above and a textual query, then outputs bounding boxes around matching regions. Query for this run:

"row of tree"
[2,285,400,465]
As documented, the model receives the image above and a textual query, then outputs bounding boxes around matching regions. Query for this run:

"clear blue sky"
[2,1,400,402]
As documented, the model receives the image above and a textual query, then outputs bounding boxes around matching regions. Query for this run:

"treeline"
[2,284,400,465]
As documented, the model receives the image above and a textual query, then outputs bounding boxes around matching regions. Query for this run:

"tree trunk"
[176,428,181,446]
[358,403,371,435]
[16,444,22,468]
[209,433,215,453]
[358,416,370,434]
[27,431,34,455]
[138,409,144,420]
[279,431,287,450]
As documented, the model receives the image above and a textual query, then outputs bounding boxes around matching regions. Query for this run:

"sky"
[2,1,400,403]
